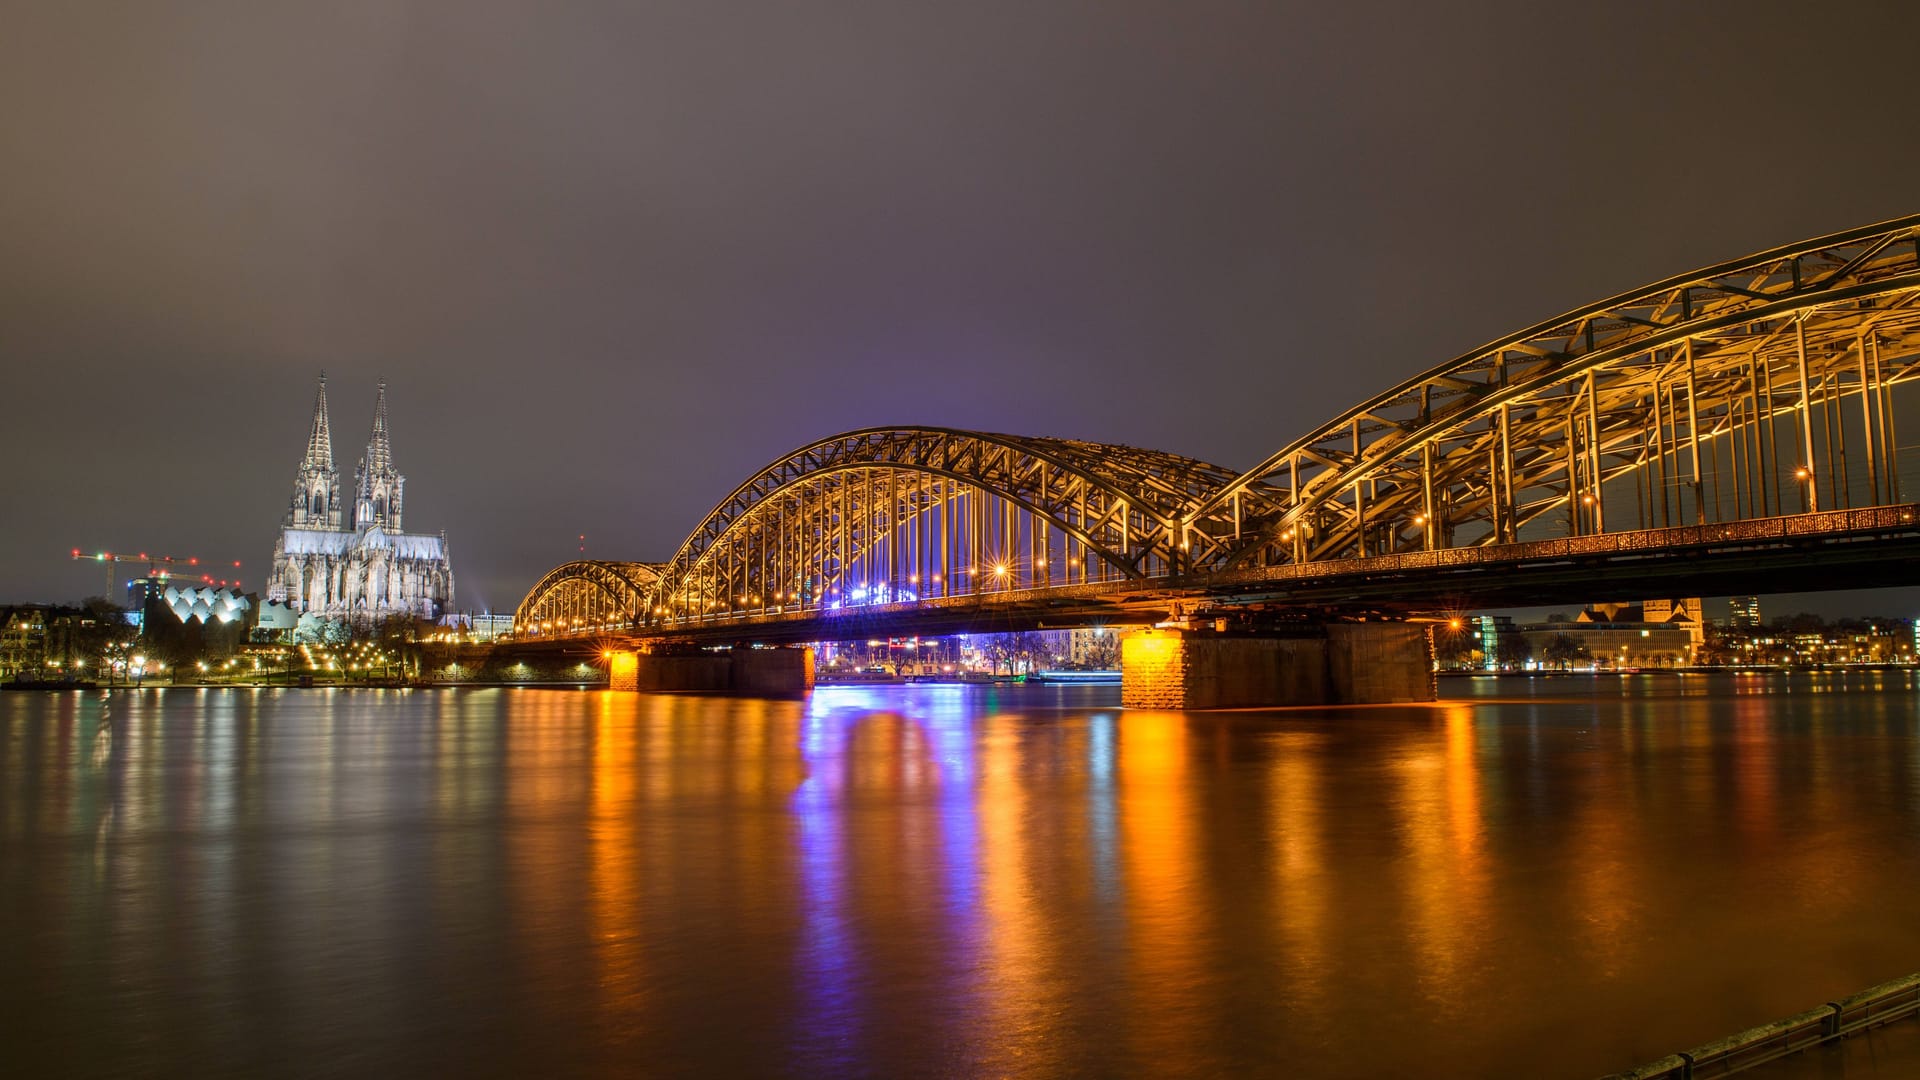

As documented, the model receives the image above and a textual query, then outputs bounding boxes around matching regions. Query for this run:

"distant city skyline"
[1494,587,1919,627]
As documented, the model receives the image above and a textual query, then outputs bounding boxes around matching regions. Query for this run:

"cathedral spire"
[304,371,333,471]
[365,377,392,475]
[354,378,404,531]
[287,371,342,529]
[269,372,451,618]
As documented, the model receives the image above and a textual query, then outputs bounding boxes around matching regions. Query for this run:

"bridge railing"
[1211,505,1920,587]
[1598,971,1920,1079]
[518,504,1920,640]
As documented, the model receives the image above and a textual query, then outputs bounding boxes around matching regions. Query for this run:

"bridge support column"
[1120,623,1433,709]
[608,650,640,692]
[606,646,815,699]
[1325,623,1435,704]
[729,646,816,699]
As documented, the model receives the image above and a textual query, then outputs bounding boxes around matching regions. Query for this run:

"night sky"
[6,2,1920,617]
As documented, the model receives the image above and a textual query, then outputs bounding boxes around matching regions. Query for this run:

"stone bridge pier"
[1120,623,1434,709]
[607,646,816,699]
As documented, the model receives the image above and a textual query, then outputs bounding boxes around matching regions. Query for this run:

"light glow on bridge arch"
[515,216,1920,639]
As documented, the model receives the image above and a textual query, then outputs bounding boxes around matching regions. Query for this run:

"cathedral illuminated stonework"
[266,375,454,624]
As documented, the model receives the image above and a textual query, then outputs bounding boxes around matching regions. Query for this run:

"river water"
[4,674,1920,1078]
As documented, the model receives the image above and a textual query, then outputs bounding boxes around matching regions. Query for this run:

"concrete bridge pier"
[1120,623,1433,709]
[607,646,816,699]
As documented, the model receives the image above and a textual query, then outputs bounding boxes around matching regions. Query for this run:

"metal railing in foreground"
[1600,971,1920,1079]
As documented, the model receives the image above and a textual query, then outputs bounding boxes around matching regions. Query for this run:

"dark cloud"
[4,1,1919,614]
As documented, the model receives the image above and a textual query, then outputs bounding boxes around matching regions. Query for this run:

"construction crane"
[70,549,244,598]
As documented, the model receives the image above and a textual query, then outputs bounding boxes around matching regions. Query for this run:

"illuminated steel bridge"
[517,215,1920,646]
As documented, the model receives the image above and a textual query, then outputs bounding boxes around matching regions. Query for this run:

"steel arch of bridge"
[515,560,662,636]
[1184,214,1920,569]
[641,427,1243,626]
[514,215,1920,639]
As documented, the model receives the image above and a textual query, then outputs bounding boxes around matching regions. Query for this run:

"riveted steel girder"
[1185,214,1920,568]
[517,217,1920,641]
[514,560,663,633]
[642,427,1240,628]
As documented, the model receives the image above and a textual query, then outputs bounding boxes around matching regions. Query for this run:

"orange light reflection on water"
[1267,728,1331,1031]
[974,714,1053,1074]
[1117,711,1206,1069]
[590,692,645,1028]
[1398,705,1491,1017]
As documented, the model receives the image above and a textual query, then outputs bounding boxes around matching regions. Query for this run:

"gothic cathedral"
[267,375,454,624]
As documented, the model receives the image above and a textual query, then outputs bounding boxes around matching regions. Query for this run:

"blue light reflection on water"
[1087,711,1120,904]
[792,685,988,1070]
[8,677,1920,1078]
[792,689,860,1066]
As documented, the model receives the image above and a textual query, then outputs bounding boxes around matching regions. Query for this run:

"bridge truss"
[1184,215,1920,569]
[514,560,661,635]
[515,215,1920,639]
[637,428,1245,626]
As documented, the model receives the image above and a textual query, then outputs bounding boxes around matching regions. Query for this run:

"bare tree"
[1541,633,1588,671]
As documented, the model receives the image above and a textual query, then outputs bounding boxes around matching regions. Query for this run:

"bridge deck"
[505,505,1920,649]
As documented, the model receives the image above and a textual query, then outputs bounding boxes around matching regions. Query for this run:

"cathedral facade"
[267,375,454,624]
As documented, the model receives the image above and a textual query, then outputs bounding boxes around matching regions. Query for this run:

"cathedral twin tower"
[267,374,454,624]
